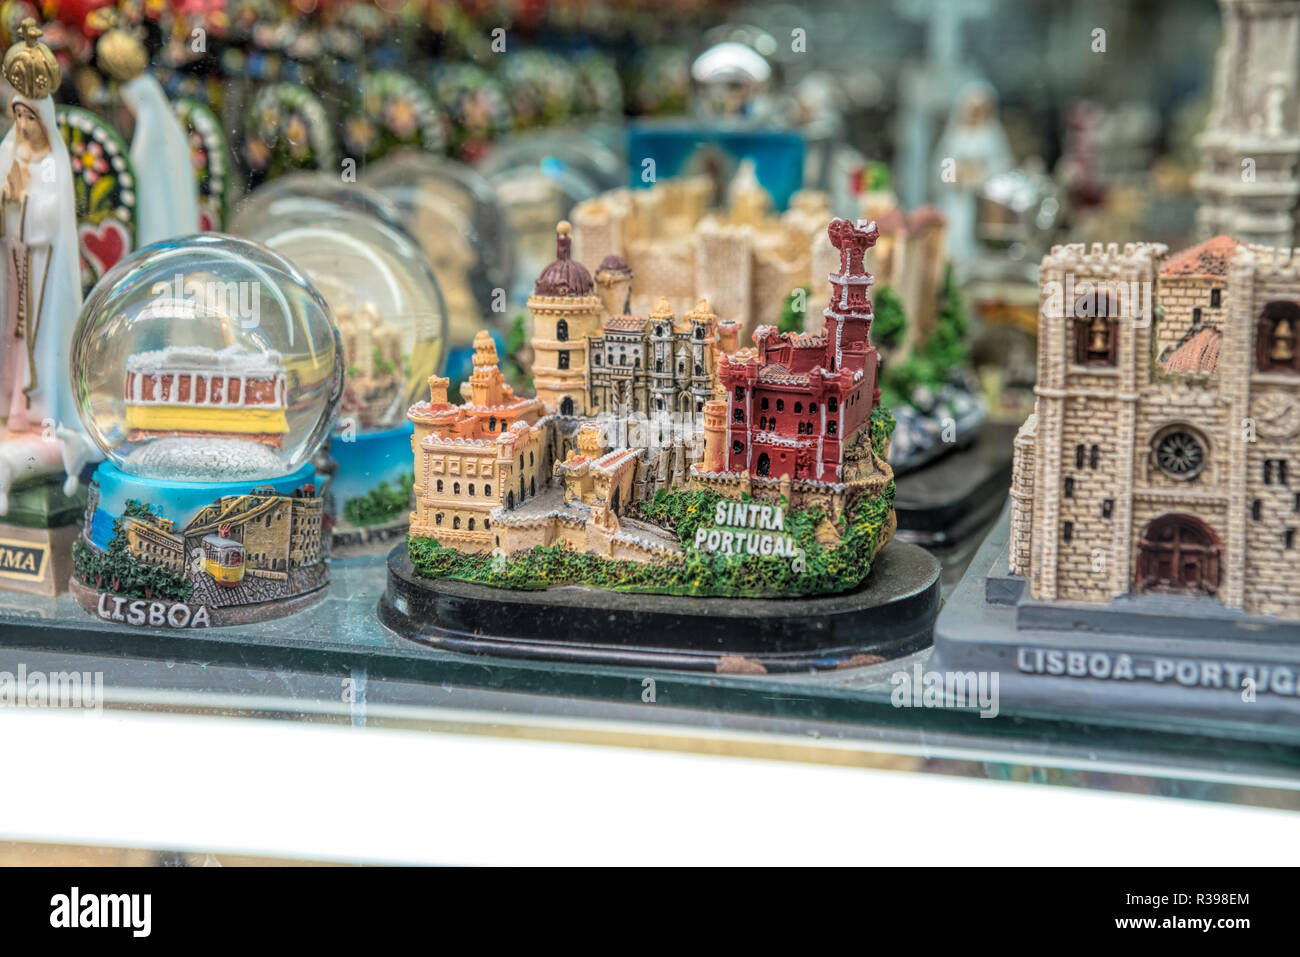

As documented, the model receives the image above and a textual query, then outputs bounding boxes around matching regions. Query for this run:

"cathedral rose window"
[1153,428,1206,481]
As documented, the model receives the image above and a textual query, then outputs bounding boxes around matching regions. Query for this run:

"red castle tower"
[717,218,881,483]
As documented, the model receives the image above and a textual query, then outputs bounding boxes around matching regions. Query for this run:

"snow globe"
[228,170,407,237]
[361,152,512,382]
[235,204,448,554]
[68,234,343,627]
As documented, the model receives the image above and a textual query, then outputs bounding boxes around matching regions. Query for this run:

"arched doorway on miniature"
[560,396,574,416]
[756,453,771,477]
[1135,513,1222,596]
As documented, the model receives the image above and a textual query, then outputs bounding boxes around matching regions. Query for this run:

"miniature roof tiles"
[1160,325,1222,375]
[1160,235,1242,279]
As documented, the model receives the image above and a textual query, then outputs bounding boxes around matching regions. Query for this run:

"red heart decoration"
[79,219,129,279]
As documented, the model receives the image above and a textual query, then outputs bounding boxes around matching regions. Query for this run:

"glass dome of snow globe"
[235,204,448,432]
[362,151,512,343]
[71,234,343,483]
[477,138,602,304]
[228,171,407,237]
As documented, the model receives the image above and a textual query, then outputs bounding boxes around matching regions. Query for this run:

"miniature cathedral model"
[1011,236,1300,620]
[405,216,894,577]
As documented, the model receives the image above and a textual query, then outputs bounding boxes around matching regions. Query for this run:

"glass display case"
[0,0,1295,876]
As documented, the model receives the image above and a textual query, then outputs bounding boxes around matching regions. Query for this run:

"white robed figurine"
[98,25,199,245]
[0,19,99,513]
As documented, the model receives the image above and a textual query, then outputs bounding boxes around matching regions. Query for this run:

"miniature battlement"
[1042,241,1169,273]
[1240,243,1300,277]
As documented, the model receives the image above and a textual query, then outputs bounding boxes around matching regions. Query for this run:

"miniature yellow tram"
[124,346,291,449]
[201,531,245,586]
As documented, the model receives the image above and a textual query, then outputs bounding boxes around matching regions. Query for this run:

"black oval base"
[378,541,941,673]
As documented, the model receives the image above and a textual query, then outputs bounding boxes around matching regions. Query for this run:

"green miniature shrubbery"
[72,499,193,602]
[343,474,415,528]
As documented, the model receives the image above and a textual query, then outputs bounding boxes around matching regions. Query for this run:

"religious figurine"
[96,20,199,245]
[933,81,1013,269]
[0,19,101,595]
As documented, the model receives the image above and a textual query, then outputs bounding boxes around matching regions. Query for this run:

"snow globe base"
[70,461,329,628]
[327,424,415,556]
[932,507,1300,743]
[378,539,940,673]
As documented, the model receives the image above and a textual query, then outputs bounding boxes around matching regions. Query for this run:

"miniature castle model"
[570,166,831,344]
[1194,0,1300,247]
[405,216,894,565]
[714,218,882,483]
[407,330,548,552]
[1010,235,1300,620]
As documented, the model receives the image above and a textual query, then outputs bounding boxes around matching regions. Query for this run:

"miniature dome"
[534,222,594,297]
[235,205,448,432]
[71,235,343,482]
[595,254,633,280]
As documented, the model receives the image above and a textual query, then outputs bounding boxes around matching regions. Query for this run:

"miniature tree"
[778,286,811,333]
[870,283,906,351]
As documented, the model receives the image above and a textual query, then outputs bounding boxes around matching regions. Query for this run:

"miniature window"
[558,351,570,370]
[734,387,744,401]
[436,479,444,493]
[595,354,602,366]
[732,441,744,454]
[469,483,475,496]
[1075,445,1085,469]
[1288,529,1297,550]
[1294,492,1300,512]
[1153,428,1205,481]
[1063,521,1074,542]
[1072,293,1119,366]
[529,452,534,466]
[485,484,491,497]
[1102,499,1114,519]
[489,417,496,431]
[695,327,704,339]
[1256,302,1300,373]
[453,516,461,529]
[1252,500,1262,521]
[777,399,785,412]
[468,518,476,530]
[1192,307,1202,326]
[1264,459,1289,485]
[1211,288,1222,308]
[761,397,769,410]
[827,421,837,436]
[794,402,803,414]
[1064,477,1074,498]
[556,319,568,342]
[1089,445,1100,470]
[734,409,744,422]
[828,397,838,413]
[454,482,461,494]
[809,402,817,414]
[695,364,702,376]
[436,513,443,525]
[485,519,490,530]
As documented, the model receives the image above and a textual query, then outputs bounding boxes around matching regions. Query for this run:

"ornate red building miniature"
[716,217,881,482]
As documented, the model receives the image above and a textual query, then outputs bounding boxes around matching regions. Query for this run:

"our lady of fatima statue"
[0,19,98,514]
[96,19,199,246]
